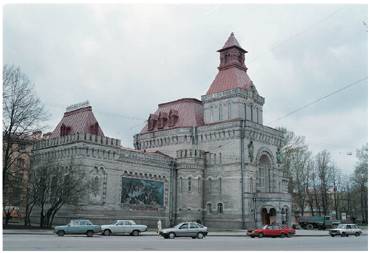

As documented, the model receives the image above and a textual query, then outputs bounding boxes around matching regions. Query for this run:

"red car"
[247,224,295,238]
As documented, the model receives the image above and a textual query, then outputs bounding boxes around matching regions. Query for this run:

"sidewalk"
[3,229,367,237]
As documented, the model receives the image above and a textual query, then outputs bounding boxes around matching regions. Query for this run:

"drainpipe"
[202,152,208,225]
[240,120,246,229]
[170,160,177,226]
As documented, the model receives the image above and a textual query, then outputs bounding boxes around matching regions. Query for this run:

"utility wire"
[267,76,368,125]
[249,7,345,64]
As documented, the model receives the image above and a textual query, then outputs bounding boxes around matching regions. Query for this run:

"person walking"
[157,219,162,234]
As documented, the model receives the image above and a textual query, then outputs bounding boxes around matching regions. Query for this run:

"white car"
[101,220,147,236]
[329,224,362,237]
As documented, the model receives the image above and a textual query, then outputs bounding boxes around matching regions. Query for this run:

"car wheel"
[258,233,263,238]
[355,232,360,237]
[132,230,140,236]
[280,233,286,238]
[341,232,346,237]
[86,230,94,237]
[169,232,176,239]
[306,224,314,230]
[192,237,196,239]
[197,233,204,239]
[250,235,255,238]
[57,230,65,237]
[103,229,111,236]
[330,234,335,237]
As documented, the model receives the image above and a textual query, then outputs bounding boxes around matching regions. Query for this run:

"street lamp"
[252,196,257,227]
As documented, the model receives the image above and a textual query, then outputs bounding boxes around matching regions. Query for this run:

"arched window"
[188,177,192,192]
[207,203,212,214]
[217,203,223,214]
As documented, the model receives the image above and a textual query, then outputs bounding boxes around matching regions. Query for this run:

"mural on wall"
[121,177,164,207]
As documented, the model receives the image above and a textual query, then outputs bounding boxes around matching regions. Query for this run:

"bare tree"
[352,143,368,223]
[315,150,332,216]
[3,65,48,180]
[27,156,89,228]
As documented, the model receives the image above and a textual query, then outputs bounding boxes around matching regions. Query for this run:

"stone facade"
[30,33,291,229]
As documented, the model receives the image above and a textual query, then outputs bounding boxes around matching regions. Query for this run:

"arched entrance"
[261,207,277,225]
[281,207,289,225]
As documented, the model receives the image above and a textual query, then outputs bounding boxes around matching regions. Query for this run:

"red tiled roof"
[141,98,204,133]
[50,106,104,138]
[206,67,253,95]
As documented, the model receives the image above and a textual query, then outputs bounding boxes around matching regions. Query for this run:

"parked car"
[329,224,362,237]
[101,220,147,236]
[54,219,101,237]
[247,224,295,238]
[159,222,208,239]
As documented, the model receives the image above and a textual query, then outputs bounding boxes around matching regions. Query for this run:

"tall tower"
[202,33,265,125]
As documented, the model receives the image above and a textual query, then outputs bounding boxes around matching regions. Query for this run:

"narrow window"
[250,104,253,122]
[217,203,223,214]
[207,203,212,214]
[188,177,192,192]
[219,178,222,193]
[219,104,222,121]
[228,103,231,120]
[180,178,183,193]
[208,178,212,193]
[198,177,201,193]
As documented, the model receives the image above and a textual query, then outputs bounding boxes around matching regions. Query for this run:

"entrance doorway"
[261,207,277,225]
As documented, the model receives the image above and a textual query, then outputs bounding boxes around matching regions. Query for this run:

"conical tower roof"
[206,33,252,95]
[218,32,247,53]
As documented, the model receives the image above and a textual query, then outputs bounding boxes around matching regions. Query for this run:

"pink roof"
[50,106,104,138]
[207,67,253,95]
[218,32,247,53]
[141,98,204,133]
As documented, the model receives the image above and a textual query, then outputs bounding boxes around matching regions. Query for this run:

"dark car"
[247,224,295,238]
[159,222,208,239]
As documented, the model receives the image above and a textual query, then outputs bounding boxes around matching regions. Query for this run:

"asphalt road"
[3,234,368,251]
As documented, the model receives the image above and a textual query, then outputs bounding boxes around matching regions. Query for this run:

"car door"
[264,225,273,237]
[79,220,88,233]
[177,223,189,237]
[113,221,124,234]
[346,224,352,235]
[122,221,131,234]
[189,223,200,237]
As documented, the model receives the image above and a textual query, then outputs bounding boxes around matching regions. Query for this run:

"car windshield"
[337,224,347,229]
[128,220,136,225]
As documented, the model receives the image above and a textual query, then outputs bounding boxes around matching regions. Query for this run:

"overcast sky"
[4,4,368,174]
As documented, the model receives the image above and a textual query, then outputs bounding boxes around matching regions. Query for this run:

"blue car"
[54,219,101,237]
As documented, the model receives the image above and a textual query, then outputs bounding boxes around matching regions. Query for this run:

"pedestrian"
[157,219,162,234]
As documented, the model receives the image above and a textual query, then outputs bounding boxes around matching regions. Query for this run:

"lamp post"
[253,196,257,227]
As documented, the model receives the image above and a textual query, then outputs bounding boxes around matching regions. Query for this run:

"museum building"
[31,33,292,229]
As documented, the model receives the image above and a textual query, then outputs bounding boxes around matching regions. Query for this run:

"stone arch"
[261,206,277,225]
[281,205,290,225]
